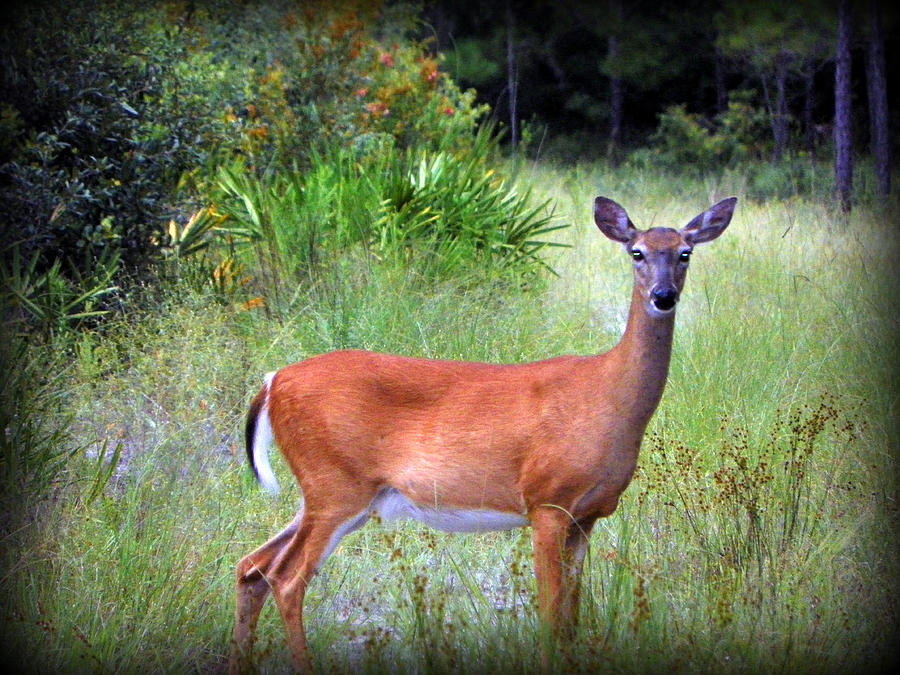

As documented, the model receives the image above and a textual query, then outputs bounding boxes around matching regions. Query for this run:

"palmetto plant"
[214,140,565,298]
[376,149,566,276]
[1,244,118,340]
[161,207,229,260]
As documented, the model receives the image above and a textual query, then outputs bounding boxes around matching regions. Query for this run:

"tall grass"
[1,164,897,673]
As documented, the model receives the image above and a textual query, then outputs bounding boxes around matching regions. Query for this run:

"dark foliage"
[0,4,198,277]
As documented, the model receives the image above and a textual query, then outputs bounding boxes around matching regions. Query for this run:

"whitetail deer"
[229,196,737,672]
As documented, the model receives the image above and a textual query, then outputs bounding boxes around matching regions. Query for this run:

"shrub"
[352,40,488,155]
[373,137,564,278]
[0,0,491,331]
[642,91,769,174]
[0,244,119,341]
[228,4,489,170]
[0,340,74,502]
[0,3,249,280]
[716,90,770,162]
[649,104,727,169]
[741,157,821,201]
[213,132,563,315]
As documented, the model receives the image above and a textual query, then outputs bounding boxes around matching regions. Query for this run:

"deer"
[229,195,737,673]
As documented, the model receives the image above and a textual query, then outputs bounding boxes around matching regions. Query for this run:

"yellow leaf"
[241,297,266,311]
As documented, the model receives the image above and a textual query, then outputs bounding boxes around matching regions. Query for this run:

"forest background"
[1,0,898,673]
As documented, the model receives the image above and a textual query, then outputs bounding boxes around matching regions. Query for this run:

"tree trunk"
[773,52,789,163]
[715,46,728,115]
[506,3,519,153]
[605,0,624,168]
[865,0,890,200]
[834,0,853,213]
[803,59,816,155]
[607,34,623,168]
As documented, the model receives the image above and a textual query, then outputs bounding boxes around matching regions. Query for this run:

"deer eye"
[631,250,645,261]
[679,250,692,262]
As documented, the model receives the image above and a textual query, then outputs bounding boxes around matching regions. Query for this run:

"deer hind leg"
[230,499,372,674]
[230,510,303,674]
[266,501,373,673]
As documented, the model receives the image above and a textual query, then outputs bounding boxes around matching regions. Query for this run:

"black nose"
[652,288,678,311]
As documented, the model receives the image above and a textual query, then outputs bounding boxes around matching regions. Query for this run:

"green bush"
[0,1,490,309]
[373,137,564,278]
[634,91,839,202]
[649,104,727,169]
[642,91,769,174]
[741,157,822,201]
[0,5,195,276]
[0,244,119,341]
[716,91,770,162]
[213,130,563,314]
[0,340,73,502]
[225,4,489,171]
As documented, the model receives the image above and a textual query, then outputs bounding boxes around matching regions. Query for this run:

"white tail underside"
[252,372,280,494]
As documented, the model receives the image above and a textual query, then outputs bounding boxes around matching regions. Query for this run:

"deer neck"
[606,285,677,424]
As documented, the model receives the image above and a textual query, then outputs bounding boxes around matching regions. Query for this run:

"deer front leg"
[558,516,597,632]
[532,507,598,670]
[531,506,575,671]
[531,507,576,634]
[532,509,597,634]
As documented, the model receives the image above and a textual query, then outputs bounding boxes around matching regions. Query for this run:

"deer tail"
[245,371,280,494]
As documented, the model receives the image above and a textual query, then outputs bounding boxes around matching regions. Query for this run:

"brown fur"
[229,196,736,672]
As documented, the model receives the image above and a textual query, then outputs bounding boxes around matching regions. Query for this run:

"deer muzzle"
[651,287,679,313]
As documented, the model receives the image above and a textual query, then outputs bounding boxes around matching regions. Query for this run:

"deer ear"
[680,197,737,245]
[594,197,637,243]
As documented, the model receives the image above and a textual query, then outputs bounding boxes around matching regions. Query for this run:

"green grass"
[2,163,897,674]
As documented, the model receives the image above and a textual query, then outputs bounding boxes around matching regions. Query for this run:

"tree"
[865,0,890,201]
[834,0,853,212]
[803,59,817,153]
[606,0,624,167]
[716,0,833,163]
[506,1,520,152]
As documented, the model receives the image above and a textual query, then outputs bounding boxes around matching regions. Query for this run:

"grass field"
[2,163,897,673]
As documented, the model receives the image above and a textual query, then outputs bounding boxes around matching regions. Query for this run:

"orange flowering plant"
[355,40,488,154]
[224,2,487,170]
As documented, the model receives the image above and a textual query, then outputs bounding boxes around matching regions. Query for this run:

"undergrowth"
[1,165,897,674]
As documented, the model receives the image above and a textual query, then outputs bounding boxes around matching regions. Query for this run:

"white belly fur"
[370,488,529,533]
[314,488,529,572]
